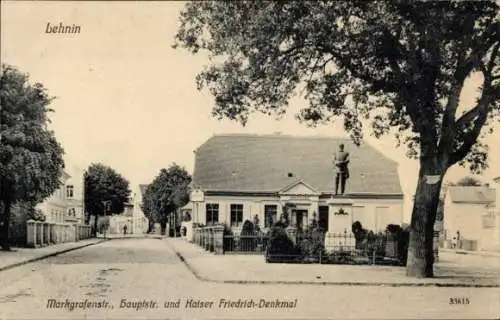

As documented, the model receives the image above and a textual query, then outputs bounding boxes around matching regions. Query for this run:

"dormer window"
[66,185,74,198]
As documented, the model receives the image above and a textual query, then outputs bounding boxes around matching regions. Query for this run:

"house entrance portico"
[279,180,321,229]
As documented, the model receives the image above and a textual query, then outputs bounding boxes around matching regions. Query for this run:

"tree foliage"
[455,176,483,186]
[0,64,65,249]
[84,163,131,218]
[141,163,191,227]
[175,1,499,172]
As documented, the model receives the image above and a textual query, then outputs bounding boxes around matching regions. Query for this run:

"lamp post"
[102,200,111,239]
[82,169,86,225]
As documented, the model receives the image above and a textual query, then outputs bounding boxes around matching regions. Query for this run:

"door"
[293,209,308,230]
[318,206,329,232]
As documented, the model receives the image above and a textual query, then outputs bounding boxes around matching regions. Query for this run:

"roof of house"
[447,186,496,204]
[191,134,402,195]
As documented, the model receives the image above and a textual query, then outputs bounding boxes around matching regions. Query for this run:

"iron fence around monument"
[193,226,410,265]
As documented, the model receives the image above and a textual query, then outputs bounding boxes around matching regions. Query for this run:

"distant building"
[37,170,71,223]
[64,164,85,224]
[443,184,499,251]
[186,134,404,235]
[108,197,133,234]
[132,184,149,234]
[93,187,149,235]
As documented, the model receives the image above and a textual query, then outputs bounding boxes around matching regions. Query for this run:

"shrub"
[252,214,260,231]
[223,224,234,252]
[240,220,257,251]
[397,225,410,266]
[296,229,326,262]
[352,221,368,250]
[265,225,297,263]
[386,224,401,234]
[381,223,410,265]
[279,205,291,227]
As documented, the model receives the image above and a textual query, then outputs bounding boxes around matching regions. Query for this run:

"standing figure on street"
[123,224,128,235]
[333,143,350,195]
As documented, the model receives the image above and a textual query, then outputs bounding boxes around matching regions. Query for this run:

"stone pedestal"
[327,199,353,234]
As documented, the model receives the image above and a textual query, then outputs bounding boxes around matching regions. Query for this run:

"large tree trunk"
[0,198,12,251]
[406,161,444,277]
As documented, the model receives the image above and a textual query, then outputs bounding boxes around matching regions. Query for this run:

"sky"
[1,1,499,221]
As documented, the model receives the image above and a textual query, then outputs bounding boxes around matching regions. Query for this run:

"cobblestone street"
[0,238,497,319]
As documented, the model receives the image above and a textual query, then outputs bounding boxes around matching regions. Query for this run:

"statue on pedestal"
[333,143,350,195]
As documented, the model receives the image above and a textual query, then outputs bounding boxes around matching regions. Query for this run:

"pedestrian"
[123,224,128,235]
[333,143,350,195]
[451,236,457,249]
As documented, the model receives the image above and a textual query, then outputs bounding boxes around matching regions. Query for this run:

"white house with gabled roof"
[187,134,404,235]
[443,183,499,251]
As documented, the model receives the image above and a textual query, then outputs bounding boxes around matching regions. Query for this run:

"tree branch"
[448,83,494,167]
[447,107,487,167]
[326,48,399,92]
[487,40,499,74]
[438,36,471,159]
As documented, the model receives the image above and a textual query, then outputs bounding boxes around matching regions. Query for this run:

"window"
[264,205,278,228]
[66,185,74,198]
[230,204,244,227]
[68,208,76,216]
[206,203,219,225]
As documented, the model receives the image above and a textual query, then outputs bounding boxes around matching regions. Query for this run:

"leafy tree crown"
[0,64,65,204]
[174,1,499,174]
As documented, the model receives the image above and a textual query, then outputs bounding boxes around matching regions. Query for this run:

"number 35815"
[450,297,470,305]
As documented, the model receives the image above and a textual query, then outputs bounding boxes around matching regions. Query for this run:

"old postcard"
[1,1,499,319]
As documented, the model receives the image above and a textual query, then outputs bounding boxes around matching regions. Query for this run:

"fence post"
[49,223,55,244]
[35,221,43,246]
[214,225,224,255]
[208,227,215,252]
[202,228,206,249]
[26,220,37,248]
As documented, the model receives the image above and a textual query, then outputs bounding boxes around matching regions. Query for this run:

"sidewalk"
[96,233,150,239]
[0,238,104,272]
[441,248,500,258]
[166,238,499,287]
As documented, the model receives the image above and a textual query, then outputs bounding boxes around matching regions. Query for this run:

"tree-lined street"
[0,238,498,319]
